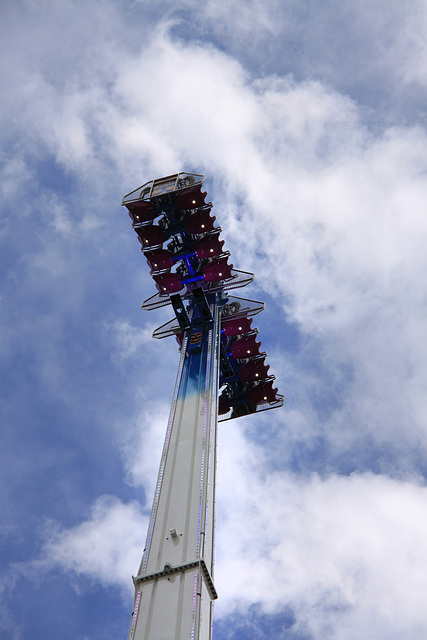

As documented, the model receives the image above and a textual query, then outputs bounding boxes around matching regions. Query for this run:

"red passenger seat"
[135,225,165,249]
[185,210,216,235]
[126,201,157,224]
[202,258,233,283]
[194,233,225,259]
[145,249,173,272]
[221,317,252,336]
[230,335,261,359]
[153,273,183,294]
[176,185,208,210]
[239,358,270,382]
[248,381,278,405]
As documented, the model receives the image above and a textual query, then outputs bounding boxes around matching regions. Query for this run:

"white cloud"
[4,0,425,487]
[42,425,427,638]
[118,400,171,498]
[106,319,157,363]
[17,0,427,553]
[3,2,427,638]
[215,426,427,639]
[43,495,147,594]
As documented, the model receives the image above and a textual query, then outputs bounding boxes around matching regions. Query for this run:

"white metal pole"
[128,299,220,640]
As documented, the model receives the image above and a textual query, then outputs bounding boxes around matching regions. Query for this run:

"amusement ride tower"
[122,172,283,640]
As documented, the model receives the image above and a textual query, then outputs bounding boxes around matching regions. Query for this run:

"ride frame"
[122,172,283,640]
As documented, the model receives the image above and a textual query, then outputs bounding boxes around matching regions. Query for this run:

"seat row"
[218,315,280,414]
[125,184,235,295]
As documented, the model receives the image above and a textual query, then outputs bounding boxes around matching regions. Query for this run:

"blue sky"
[2,1,427,638]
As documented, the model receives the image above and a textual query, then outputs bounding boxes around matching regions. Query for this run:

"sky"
[1,0,427,638]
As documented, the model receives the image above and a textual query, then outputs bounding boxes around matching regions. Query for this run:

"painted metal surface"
[128,301,220,640]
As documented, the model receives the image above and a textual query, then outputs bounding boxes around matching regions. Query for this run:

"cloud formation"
[2,1,427,639]
[215,428,427,639]
[43,495,147,592]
